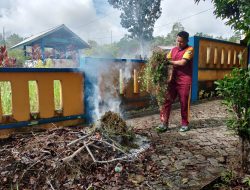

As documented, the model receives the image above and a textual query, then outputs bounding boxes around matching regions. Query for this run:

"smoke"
[79,57,134,123]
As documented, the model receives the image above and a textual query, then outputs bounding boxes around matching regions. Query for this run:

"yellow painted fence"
[0,68,84,138]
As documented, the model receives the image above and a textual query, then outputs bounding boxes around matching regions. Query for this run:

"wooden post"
[119,69,124,94]
[206,47,211,64]
[133,69,139,93]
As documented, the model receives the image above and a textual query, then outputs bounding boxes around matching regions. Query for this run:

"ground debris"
[99,111,135,146]
[0,113,155,189]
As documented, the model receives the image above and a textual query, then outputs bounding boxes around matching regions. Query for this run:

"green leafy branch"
[139,50,170,106]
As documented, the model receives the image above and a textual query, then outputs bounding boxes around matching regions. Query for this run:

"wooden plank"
[198,70,231,81]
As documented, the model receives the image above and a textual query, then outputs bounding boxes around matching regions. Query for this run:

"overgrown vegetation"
[215,67,250,173]
[140,50,170,107]
[195,0,250,45]
[202,170,250,189]
[0,82,12,115]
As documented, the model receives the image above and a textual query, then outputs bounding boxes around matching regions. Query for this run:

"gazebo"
[11,24,90,67]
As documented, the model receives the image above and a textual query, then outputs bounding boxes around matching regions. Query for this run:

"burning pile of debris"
[98,111,136,147]
[0,111,151,189]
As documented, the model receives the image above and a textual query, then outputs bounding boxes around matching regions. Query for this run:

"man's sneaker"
[155,124,168,133]
[179,126,189,132]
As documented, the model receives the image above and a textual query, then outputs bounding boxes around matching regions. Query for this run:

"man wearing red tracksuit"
[156,31,193,132]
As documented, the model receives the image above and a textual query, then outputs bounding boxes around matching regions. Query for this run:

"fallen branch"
[94,139,127,155]
[84,141,133,163]
[21,155,45,180]
[62,141,93,162]
[84,141,96,162]
[67,134,90,147]
[92,156,133,164]
[47,180,55,190]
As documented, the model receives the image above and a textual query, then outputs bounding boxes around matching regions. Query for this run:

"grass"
[0,81,12,115]
[54,80,62,111]
[28,81,39,113]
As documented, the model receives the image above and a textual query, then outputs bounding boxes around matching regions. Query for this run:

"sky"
[0,0,235,44]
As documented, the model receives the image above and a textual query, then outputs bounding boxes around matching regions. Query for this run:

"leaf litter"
[0,111,159,189]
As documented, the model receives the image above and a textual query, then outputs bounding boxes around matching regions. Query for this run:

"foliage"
[99,111,135,146]
[116,35,140,57]
[140,50,170,106]
[0,33,25,67]
[84,42,120,58]
[242,176,250,187]
[228,31,241,43]
[165,22,185,46]
[212,170,250,189]
[215,66,250,173]
[151,22,185,48]
[215,68,250,140]
[28,81,39,113]
[5,33,23,48]
[108,0,162,56]
[54,80,62,111]
[84,37,141,58]
[195,0,250,45]
[0,45,17,67]
[195,31,242,43]
[220,170,235,185]
[8,49,26,67]
[0,82,12,115]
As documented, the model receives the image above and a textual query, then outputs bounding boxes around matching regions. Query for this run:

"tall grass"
[28,81,39,113]
[0,82,12,115]
[54,80,62,111]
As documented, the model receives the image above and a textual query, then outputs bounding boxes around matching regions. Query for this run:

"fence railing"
[0,37,249,137]
[189,36,249,101]
[0,68,85,137]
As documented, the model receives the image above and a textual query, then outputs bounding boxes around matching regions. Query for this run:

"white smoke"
[80,57,134,122]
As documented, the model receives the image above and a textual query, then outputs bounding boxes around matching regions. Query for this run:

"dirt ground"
[0,99,241,190]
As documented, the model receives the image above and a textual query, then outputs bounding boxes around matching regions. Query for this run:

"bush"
[215,67,250,173]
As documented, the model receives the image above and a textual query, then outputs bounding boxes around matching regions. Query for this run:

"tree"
[5,33,23,48]
[0,33,25,67]
[195,0,250,44]
[87,40,98,48]
[195,32,214,38]
[8,49,26,67]
[151,22,185,48]
[228,31,241,43]
[116,35,140,58]
[84,42,119,58]
[108,0,162,56]
[165,22,185,45]
[151,35,168,48]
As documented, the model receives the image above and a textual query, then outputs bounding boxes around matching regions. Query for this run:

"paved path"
[126,100,240,190]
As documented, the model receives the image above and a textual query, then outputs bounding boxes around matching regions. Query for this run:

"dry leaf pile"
[0,112,159,189]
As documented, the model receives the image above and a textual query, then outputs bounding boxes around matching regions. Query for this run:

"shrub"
[215,67,250,173]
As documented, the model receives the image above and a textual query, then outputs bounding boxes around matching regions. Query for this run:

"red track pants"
[160,82,191,126]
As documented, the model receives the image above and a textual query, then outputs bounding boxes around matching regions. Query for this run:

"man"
[156,31,193,132]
